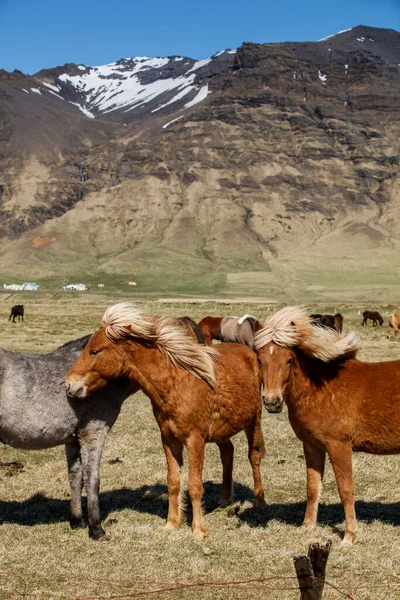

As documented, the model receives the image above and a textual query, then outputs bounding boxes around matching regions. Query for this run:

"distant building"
[124,280,137,286]
[22,282,39,291]
[3,282,39,291]
[62,283,87,291]
[97,283,105,288]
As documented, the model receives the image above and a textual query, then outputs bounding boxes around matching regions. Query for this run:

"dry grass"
[0,295,400,600]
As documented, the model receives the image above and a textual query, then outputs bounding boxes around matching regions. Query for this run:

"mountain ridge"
[0,25,399,298]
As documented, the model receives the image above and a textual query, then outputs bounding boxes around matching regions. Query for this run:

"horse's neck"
[125,344,177,410]
[285,354,316,411]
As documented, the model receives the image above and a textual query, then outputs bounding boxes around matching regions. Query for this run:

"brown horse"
[66,303,266,539]
[254,306,400,546]
[196,316,223,345]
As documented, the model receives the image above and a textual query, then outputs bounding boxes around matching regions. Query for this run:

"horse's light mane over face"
[100,302,217,386]
[254,306,359,362]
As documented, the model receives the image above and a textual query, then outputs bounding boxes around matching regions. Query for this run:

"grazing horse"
[177,316,207,345]
[220,314,263,348]
[254,306,400,546]
[388,313,400,339]
[66,303,266,540]
[197,316,223,345]
[310,313,343,333]
[9,304,24,322]
[0,336,138,539]
[361,310,383,327]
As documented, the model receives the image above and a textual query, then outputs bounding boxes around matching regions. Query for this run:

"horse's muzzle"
[65,381,87,399]
[263,396,283,414]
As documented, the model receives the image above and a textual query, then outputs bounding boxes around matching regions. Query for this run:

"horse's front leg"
[245,416,266,507]
[79,426,108,540]
[327,441,356,546]
[162,438,184,531]
[217,440,234,506]
[65,442,85,529]
[302,442,326,527]
[186,433,207,540]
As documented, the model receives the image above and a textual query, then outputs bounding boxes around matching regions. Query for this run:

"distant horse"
[388,313,400,339]
[310,313,343,333]
[361,310,383,327]
[220,314,263,347]
[177,316,207,345]
[66,302,266,540]
[0,336,137,539]
[255,306,400,546]
[197,314,262,346]
[9,304,24,322]
[197,316,223,345]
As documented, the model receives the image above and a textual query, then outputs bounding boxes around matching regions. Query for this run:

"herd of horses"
[3,303,400,547]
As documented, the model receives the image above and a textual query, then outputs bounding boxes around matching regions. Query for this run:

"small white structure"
[3,284,24,291]
[22,282,39,291]
[62,283,87,291]
[3,282,39,291]
[124,280,137,286]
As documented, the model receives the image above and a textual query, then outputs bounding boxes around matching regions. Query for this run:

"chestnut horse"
[196,316,223,345]
[66,303,266,539]
[255,306,400,546]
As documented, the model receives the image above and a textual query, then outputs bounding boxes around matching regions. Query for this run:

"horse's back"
[214,342,260,383]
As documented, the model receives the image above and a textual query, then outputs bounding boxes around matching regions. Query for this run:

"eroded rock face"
[0,25,399,289]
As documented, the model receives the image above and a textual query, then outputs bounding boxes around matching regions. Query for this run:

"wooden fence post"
[293,541,332,600]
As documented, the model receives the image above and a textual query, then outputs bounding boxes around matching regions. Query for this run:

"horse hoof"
[192,528,208,541]
[89,527,107,540]
[340,537,354,548]
[164,521,181,532]
[255,498,267,509]
[70,519,87,530]
[218,497,232,508]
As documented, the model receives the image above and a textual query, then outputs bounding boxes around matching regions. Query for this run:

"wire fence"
[2,566,389,600]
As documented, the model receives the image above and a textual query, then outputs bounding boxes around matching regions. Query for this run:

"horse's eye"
[90,349,100,355]
[286,358,292,365]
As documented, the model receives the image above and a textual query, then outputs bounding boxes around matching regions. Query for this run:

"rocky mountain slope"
[0,25,399,298]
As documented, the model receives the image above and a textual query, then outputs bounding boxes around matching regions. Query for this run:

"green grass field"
[0,295,400,600]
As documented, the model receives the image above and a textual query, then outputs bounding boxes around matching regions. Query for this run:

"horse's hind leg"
[245,417,266,507]
[65,442,85,529]
[302,443,326,528]
[163,438,184,531]
[79,427,108,540]
[217,440,234,506]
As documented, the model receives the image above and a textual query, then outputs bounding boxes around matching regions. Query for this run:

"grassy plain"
[0,293,400,600]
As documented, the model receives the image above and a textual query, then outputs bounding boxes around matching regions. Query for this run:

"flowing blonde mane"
[101,302,217,386]
[254,306,359,362]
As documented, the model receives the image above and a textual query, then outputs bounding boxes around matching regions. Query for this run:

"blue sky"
[1,0,399,74]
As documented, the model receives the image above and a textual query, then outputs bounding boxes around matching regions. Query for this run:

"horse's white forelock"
[254,306,359,362]
[100,302,217,387]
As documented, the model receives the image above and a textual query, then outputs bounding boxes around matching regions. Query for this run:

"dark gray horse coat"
[0,336,138,539]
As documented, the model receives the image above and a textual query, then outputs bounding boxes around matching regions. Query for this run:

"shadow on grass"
[1,482,400,539]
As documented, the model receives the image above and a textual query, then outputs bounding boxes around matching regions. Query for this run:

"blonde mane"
[254,306,359,362]
[101,302,217,386]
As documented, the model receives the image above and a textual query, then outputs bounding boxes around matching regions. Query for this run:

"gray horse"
[220,314,262,348]
[0,335,137,539]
